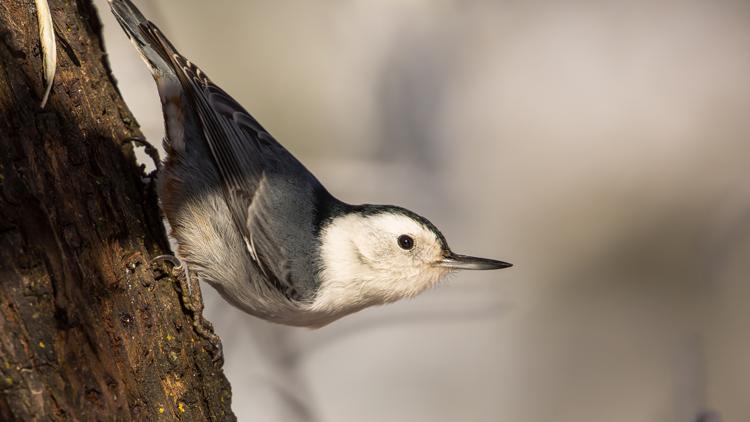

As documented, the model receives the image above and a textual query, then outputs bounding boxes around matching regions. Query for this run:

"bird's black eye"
[397,235,414,250]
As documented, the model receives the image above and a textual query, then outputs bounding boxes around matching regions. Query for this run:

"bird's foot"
[189,314,224,366]
[151,254,224,366]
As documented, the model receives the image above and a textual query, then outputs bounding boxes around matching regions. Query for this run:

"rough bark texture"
[0,0,235,420]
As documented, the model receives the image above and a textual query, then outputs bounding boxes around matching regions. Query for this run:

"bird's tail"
[108,0,178,79]
[109,0,197,154]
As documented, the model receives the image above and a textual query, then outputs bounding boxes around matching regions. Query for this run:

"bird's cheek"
[350,238,382,264]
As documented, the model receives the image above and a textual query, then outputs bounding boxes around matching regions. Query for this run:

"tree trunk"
[0,0,235,420]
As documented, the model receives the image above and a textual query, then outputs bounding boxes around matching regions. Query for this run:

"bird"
[109,0,512,328]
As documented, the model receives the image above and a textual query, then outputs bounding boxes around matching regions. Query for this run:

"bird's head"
[311,205,511,316]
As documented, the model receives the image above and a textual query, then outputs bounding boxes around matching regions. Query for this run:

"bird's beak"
[437,252,513,270]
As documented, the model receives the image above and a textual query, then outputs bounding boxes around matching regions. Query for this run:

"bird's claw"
[190,317,224,365]
[150,254,224,366]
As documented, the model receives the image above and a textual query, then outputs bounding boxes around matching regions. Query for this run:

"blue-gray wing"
[113,11,323,300]
[166,51,316,300]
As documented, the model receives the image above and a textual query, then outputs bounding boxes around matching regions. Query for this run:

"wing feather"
[147,27,309,298]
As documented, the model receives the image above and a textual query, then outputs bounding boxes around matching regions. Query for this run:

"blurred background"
[95,1,750,421]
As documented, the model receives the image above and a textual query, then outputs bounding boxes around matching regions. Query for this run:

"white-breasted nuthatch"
[110,0,512,328]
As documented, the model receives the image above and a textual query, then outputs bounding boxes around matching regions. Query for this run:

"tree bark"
[0,0,235,420]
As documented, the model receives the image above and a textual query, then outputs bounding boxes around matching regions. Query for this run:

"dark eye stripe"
[398,235,414,250]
